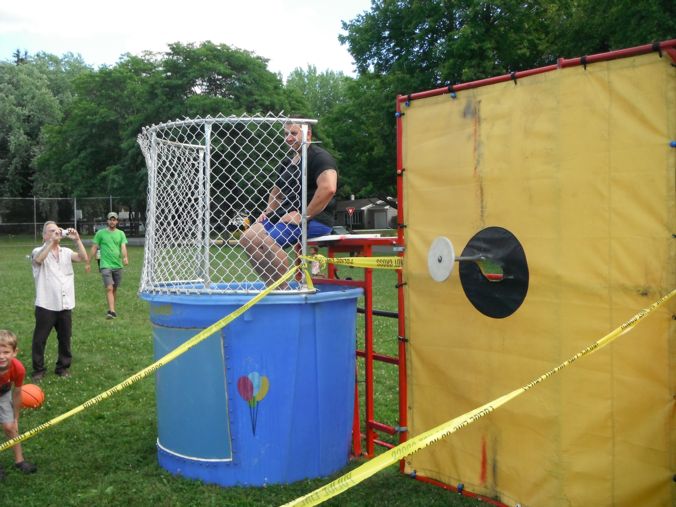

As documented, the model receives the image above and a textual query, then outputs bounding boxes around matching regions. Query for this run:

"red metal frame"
[394,39,674,501]
[395,95,407,470]
[309,236,407,458]
[397,39,676,104]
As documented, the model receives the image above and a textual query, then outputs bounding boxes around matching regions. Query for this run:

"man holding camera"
[87,212,128,319]
[30,221,88,380]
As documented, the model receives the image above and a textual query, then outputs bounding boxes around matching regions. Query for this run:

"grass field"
[0,236,482,507]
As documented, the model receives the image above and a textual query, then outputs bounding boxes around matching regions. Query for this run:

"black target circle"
[459,227,529,318]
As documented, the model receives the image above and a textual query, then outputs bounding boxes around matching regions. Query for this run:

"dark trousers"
[32,306,72,374]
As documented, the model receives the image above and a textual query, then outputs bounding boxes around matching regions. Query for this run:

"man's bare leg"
[241,223,290,287]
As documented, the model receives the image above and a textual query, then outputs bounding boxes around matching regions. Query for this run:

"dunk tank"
[136,115,361,486]
[398,42,675,505]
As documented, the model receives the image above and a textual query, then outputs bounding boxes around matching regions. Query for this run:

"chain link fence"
[138,113,317,295]
[0,196,144,242]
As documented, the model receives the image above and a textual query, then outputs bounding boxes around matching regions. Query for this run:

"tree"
[0,52,89,196]
[322,73,402,198]
[335,0,676,197]
[12,49,28,65]
[285,66,350,120]
[36,42,298,203]
[0,62,57,195]
[343,0,675,84]
[552,0,676,57]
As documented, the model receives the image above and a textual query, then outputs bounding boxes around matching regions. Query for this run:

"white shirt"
[32,245,76,311]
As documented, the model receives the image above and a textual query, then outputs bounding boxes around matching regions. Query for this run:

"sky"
[0,0,373,79]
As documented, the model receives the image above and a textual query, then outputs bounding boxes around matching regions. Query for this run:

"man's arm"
[257,185,283,222]
[306,169,337,219]
[11,386,22,425]
[279,169,337,225]
[86,243,98,273]
[33,241,53,265]
[121,243,129,266]
[69,229,89,263]
[33,229,60,264]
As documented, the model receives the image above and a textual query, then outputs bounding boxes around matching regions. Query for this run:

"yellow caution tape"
[300,264,315,291]
[2,253,394,453]
[0,267,299,453]
[283,288,676,507]
[301,254,402,270]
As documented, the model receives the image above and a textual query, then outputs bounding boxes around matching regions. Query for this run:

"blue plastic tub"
[140,284,362,486]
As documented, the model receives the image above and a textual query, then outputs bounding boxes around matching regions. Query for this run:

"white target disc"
[427,236,455,282]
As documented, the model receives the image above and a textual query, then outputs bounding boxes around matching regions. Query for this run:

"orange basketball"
[20,384,45,409]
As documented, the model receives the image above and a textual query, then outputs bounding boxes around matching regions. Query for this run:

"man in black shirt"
[240,122,337,287]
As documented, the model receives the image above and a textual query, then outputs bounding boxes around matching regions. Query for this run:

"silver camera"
[60,229,69,238]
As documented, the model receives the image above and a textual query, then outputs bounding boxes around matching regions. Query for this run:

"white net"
[137,113,317,295]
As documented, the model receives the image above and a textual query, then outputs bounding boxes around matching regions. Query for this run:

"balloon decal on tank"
[237,372,270,435]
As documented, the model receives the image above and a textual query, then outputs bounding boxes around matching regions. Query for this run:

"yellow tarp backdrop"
[402,53,675,506]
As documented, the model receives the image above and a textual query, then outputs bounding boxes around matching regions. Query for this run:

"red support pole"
[311,236,405,460]
[351,374,362,457]
[356,350,399,364]
[395,96,409,472]
[363,243,376,457]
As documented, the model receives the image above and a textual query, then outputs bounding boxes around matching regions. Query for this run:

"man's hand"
[279,211,302,225]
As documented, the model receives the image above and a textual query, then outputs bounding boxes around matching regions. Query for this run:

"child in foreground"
[0,329,37,479]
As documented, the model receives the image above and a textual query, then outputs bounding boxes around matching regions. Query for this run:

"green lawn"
[0,237,481,507]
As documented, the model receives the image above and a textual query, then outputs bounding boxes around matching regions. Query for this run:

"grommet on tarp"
[652,41,662,57]
[405,94,412,107]
[448,84,457,99]
[510,71,517,85]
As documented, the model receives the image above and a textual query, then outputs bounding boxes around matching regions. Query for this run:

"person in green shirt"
[87,212,129,319]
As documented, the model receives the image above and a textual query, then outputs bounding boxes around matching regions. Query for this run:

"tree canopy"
[332,0,675,197]
[0,52,90,196]
[34,42,298,203]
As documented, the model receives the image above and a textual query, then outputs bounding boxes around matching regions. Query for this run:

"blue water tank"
[141,284,362,486]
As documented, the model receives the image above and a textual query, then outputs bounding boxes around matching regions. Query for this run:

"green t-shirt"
[93,228,128,269]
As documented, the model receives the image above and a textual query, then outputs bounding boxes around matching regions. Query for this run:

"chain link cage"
[137,113,317,295]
